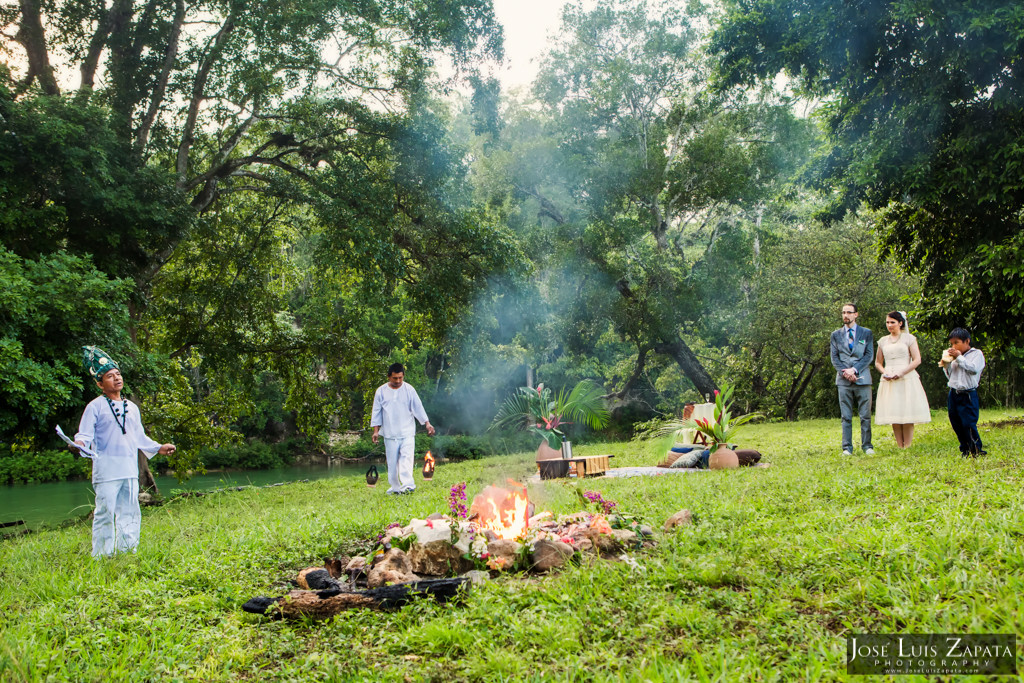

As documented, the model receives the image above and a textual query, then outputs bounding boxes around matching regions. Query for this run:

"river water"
[1,460,383,531]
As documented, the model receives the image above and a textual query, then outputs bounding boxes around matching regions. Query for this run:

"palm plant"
[650,383,760,449]
[490,380,610,449]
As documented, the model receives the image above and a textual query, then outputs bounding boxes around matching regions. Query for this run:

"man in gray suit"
[830,303,875,455]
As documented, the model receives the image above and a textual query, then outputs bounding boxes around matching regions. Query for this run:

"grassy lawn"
[2,410,1023,681]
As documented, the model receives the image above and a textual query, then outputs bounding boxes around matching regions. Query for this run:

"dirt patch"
[982,416,1024,428]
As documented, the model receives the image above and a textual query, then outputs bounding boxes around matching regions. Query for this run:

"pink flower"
[714,390,720,396]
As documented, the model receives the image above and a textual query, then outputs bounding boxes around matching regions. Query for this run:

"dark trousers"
[838,384,873,451]
[947,389,983,454]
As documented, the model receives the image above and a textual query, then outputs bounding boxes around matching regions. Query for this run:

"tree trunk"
[784,361,820,420]
[138,451,159,495]
[16,0,60,95]
[654,335,718,399]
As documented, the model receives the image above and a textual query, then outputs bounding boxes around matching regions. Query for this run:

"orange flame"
[422,451,435,479]
[470,481,530,540]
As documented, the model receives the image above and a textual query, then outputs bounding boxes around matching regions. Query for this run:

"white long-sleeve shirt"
[943,348,986,391]
[75,395,163,483]
[370,382,429,439]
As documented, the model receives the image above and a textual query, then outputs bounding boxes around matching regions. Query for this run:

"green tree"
[0,247,132,437]
[474,0,813,400]
[712,0,1024,352]
[732,212,917,419]
[2,0,516,460]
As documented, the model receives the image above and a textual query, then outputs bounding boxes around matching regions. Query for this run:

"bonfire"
[243,481,656,619]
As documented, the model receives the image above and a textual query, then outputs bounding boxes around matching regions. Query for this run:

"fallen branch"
[242,578,470,619]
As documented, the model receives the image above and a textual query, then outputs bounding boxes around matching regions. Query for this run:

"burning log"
[242,578,470,620]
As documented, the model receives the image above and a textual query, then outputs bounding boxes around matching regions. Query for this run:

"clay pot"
[536,440,562,462]
[708,445,739,470]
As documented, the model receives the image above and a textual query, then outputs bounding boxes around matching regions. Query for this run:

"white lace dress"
[875,333,931,424]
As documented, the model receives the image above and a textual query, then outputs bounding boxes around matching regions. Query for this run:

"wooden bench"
[538,455,614,480]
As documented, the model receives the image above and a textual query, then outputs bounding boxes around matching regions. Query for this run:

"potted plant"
[653,384,760,469]
[490,380,610,460]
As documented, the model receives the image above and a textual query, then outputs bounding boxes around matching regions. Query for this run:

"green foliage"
[0,247,132,439]
[0,446,91,484]
[2,0,516,452]
[329,435,386,460]
[471,0,816,403]
[491,380,611,449]
[196,438,307,471]
[0,86,192,281]
[712,0,1024,351]
[428,435,493,461]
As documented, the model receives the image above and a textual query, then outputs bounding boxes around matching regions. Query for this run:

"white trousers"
[383,437,416,493]
[92,478,140,557]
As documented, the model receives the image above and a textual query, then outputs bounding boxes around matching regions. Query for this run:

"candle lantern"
[365,465,379,487]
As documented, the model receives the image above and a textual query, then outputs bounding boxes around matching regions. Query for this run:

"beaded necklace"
[106,397,129,435]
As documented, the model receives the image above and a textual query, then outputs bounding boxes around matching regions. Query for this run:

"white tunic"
[75,395,163,484]
[370,383,429,439]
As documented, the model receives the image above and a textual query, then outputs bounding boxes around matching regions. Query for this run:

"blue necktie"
[847,328,854,351]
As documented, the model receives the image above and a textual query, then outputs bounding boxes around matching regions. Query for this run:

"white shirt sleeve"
[130,401,163,458]
[74,400,99,448]
[407,385,429,425]
[955,349,985,376]
[370,387,384,428]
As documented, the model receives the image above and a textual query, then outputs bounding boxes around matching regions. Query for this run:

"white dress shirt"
[944,348,985,391]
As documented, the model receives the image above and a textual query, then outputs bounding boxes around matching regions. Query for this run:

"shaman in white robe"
[75,395,163,556]
[370,383,429,493]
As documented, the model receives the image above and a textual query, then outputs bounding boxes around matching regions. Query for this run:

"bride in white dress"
[874,311,931,448]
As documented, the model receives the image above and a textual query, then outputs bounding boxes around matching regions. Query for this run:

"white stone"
[409,518,452,545]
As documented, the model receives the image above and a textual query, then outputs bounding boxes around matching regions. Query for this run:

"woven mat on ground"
[527,467,706,483]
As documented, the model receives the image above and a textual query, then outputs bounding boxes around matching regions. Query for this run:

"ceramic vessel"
[708,445,739,470]
[536,440,562,462]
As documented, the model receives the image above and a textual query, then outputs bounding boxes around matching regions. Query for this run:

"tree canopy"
[3,0,1020,475]
[711,0,1024,351]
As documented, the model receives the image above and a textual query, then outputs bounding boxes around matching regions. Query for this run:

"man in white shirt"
[71,346,176,557]
[370,363,435,494]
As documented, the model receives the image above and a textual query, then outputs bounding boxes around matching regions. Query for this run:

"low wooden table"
[538,455,614,480]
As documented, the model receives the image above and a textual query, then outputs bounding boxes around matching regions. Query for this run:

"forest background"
[2,0,1022,483]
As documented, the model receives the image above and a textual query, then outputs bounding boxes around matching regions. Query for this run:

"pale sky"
[491,0,570,92]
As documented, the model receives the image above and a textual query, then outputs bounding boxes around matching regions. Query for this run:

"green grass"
[2,410,1023,681]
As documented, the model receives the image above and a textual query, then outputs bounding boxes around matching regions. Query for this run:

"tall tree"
[712,0,1024,351]
[475,0,812,399]
[2,0,517,453]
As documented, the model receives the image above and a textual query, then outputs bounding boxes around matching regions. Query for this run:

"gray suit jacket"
[830,325,874,386]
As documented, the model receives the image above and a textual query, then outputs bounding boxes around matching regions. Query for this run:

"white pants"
[383,437,416,493]
[92,478,140,557]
